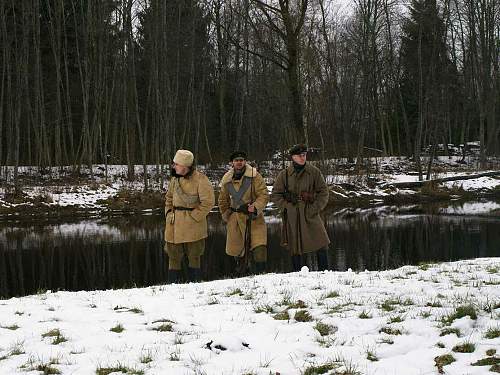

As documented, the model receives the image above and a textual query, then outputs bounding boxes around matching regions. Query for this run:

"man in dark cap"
[271,144,330,271]
[218,151,269,274]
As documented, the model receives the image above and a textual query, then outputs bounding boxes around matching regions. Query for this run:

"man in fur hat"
[164,149,215,282]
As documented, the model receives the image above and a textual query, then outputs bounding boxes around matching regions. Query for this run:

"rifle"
[237,164,255,276]
[281,150,289,247]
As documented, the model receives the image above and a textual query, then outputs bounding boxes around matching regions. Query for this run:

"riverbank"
[0,157,499,220]
[0,258,498,374]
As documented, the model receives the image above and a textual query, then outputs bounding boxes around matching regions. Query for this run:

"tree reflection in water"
[1,209,499,298]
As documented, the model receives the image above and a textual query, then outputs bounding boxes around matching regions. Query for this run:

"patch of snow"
[444,177,500,192]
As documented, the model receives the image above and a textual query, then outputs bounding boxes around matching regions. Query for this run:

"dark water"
[1,203,499,298]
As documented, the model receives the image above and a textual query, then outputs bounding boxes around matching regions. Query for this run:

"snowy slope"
[0,259,499,374]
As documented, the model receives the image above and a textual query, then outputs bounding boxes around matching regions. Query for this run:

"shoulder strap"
[227,176,253,208]
[173,178,200,207]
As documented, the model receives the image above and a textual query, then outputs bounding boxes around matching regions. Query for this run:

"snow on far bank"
[0,183,122,211]
[0,258,499,375]
[0,162,499,215]
[382,172,500,193]
[444,176,500,192]
[385,171,499,184]
[37,184,121,208]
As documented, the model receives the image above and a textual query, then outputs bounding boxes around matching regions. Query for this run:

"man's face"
[173,162,190,176]
[291,152,307,165]
[232,158,246,170]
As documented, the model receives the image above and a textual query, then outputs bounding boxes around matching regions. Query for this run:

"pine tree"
[399,0,457,177]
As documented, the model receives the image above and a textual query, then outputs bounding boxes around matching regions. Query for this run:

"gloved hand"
[283,191,298,204]
[237,204,257,218]
[236,203,250,214]
[300,191,315,203]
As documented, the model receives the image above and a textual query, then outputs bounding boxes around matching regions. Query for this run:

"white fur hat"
[173,149,194,167]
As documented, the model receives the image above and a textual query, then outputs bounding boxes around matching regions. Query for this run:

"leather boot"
[168,269,181,284]
[254,262,266,275]
[188,267,202,283]
[234,257,249,276]
[291,255,303,272]
[317,247,329,271]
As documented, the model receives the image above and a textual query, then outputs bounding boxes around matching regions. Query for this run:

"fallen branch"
[381,171,500,189]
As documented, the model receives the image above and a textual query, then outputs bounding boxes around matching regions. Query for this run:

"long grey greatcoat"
[271,163,330,255]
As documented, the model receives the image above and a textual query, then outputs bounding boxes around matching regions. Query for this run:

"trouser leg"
[186,239,205,282]
[165,242,183,270]
[164,242,184,283]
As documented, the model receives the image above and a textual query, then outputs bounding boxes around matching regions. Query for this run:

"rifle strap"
[172,178,200,207]
[227,176,252,209]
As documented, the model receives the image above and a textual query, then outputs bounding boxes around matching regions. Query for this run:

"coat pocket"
[222,209,232,223]
[305,204,319,219]
[166,211,174,224]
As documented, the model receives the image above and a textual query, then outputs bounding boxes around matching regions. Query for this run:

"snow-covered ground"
[0,259,499,374]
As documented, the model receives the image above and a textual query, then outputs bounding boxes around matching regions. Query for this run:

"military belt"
[173,206,194,211]
[230,207,246,213]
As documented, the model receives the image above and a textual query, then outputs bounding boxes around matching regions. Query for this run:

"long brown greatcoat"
[218,166,269,256]
[164,169,215,244]
[271,163,330,255]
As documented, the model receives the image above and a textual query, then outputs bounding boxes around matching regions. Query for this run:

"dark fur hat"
[289,144,308,156]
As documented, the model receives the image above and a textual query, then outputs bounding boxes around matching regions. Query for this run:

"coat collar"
[171,167,196,179]
[221,166,257,185]
[287,162,310,176]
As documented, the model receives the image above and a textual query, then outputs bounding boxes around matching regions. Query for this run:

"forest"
[0,0,498,179]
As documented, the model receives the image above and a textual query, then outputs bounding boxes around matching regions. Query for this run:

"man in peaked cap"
[218,151,269,274]
[271,144,330,272]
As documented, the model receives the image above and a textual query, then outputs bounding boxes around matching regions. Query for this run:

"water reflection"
[1,205,499,298]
